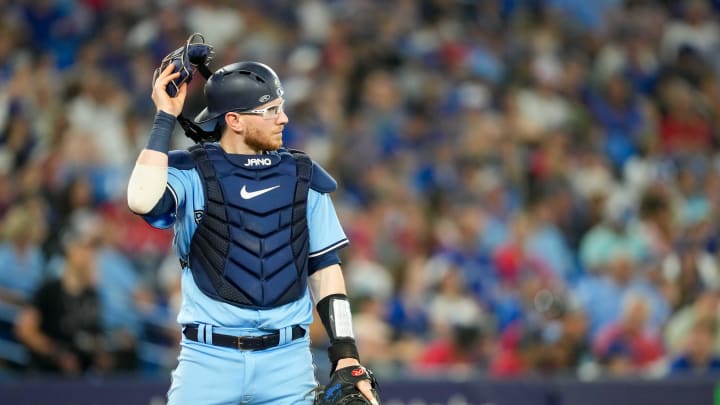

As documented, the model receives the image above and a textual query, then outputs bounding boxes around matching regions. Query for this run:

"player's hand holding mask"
[153,33,214,97]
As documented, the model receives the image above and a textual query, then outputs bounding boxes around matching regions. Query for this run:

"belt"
[183,325,306,351]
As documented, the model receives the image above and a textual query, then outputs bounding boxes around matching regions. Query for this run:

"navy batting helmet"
[194,61,284,129]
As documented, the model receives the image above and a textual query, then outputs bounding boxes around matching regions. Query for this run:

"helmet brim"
[193,108,221,132]
[194,107,213,124]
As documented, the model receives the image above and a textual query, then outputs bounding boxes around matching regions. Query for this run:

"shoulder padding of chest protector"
[309,161,337,193]
[281,149,337,193]
[168,149,195,170]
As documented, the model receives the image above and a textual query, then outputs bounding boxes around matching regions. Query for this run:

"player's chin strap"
[177,114,220,144]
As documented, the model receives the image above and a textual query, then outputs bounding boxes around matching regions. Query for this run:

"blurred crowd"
[1,0,720,381]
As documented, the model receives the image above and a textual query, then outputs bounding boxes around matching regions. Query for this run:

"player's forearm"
[127,111,174,213]
[309,264,360,370]
[308,264,347,303]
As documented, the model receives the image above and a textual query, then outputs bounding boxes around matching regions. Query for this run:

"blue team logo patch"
[194,210,204,224]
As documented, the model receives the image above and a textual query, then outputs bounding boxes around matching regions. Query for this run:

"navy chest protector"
[187,144,312,309]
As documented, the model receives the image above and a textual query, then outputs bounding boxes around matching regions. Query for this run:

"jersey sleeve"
[140,167,190,229]
[307,189,348,258]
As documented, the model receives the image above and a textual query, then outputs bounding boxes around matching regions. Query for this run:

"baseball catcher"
[128,32,381,404]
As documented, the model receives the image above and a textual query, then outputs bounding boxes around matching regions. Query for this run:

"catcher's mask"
[153,33,214,97]
[193,61,285,132]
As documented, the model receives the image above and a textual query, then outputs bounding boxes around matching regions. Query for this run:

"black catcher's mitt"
[315,365,381,405]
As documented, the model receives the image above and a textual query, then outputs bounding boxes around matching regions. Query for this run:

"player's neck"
[219,137,261,155]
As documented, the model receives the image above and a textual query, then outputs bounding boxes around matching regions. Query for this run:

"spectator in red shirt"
[593,294,664,375]
[658,77,713,156]
[416,324,487,374]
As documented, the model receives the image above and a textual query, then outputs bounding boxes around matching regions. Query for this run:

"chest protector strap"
[187,144,312,307]
[289,148,312,282]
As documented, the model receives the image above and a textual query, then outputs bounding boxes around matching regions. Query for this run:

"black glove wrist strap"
[328,339,360,368]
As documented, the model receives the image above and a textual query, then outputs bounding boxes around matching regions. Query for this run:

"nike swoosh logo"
[240,185,280,199]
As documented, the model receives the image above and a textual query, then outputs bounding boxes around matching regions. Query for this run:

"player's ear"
[224,112,246,133]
